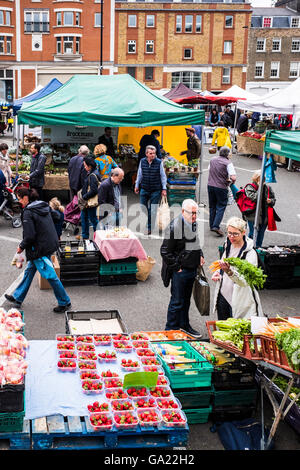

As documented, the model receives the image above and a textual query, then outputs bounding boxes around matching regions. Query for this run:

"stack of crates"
[166,172,197,206]
[98,254,138,286]
[211,355,258,422]
[257,246,300,289]
[57,239,100,286]
[152,341,213,424]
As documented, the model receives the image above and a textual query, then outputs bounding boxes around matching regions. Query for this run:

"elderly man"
[160,199,204,338]
[68,145,89,200]
[207,146,236,237]
[98,167,124,228]
[135,145,167,235]
[29,143,46,200]
[180,127,201,162]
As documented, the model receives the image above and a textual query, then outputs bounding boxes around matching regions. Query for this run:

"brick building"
[247,6,300,95]
[0,0,251,102]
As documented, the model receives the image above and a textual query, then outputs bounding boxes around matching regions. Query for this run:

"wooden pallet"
[0,419,31,450]
[31,415,189,450]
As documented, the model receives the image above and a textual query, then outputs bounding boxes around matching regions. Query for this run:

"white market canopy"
[218,85,259,101]
[237,77,300,114]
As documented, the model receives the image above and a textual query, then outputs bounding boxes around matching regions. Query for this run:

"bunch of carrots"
[260,316,298,338]
[209,261,222,273]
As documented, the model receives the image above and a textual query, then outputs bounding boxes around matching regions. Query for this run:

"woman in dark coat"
[4,187,71,312]
[80,156,101,240]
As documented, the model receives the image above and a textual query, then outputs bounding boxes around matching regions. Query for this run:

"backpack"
[235,183,258,216]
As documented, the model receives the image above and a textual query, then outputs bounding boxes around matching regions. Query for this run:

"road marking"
[0,235,21,243]
[0,271,24,307]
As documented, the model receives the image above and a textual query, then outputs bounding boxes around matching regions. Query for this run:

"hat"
[185,127,195,133]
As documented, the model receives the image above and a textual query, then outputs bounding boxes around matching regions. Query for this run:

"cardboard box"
[38,255,60,290]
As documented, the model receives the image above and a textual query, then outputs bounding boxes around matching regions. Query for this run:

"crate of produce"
[142,330,195,342]
[206,320,262,361]
[99,255,138,276]
[173,387,213,408]
[258,334,300,375]
[0,410,25,433]
[57,240,100,265]
[152,341,213,389]
[98,273,137,286]
[183,406,212,425]
[65,309,128,335]
[212,386,258,407]
[0,385,25,413]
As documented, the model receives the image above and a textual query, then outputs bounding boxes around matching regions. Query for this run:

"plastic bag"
[136,256,156,282]
[156,196,171,231]
[11,252,25,269]
[193,267,210,316]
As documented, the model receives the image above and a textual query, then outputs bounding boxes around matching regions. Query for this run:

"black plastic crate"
[65,309,128,334]
[60,263,99,273]
[98,273,137,286]
[173,387,213,409]
[212,359,257,391]
[57,240,100,265]
[210,405,256,423]
[0,384,24,413]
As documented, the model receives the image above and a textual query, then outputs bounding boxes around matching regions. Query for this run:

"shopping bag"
[156,196,170,231]
[267,187,277,231]
[77,189,88,210]
[193,267,210,316]
[33,257,58,280]
[227,187,235,206]
[136,256,156,282]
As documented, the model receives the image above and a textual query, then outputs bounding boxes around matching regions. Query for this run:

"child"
[49,197,65,240]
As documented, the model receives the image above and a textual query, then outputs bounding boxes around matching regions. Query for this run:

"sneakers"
[53,303,71,313]
[4,294,22,307]
[180,327,202,339]
[211,228,224,237]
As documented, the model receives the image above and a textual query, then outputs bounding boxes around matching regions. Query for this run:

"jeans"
[81,207,99,239]
[165,268,197,330]
[13,258,71,306]
[207,185,228,230]
[248,221,267,248]
[216,292,232,321]
[140,189,161,232]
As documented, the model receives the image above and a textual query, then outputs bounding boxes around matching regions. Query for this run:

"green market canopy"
[18,74,205,128]
[264,129,300,162]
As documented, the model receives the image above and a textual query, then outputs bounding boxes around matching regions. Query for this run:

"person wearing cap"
[180,127,201,162]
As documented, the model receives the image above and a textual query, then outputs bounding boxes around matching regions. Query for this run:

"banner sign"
[42,126,118,144]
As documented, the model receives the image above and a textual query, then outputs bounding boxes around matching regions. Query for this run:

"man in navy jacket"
[68,145,89,200]
[98,168,124,228]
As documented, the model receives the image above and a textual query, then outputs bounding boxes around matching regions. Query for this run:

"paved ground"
[0,138,299,450]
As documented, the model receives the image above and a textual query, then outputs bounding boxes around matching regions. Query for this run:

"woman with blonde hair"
[94,143,118,180]
[49,197,65,240]
[211,216,263,320]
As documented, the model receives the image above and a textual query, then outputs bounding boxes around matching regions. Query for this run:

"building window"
[291,17,300,28]
[255,61,264,78]
[128,14,137,28]
[56,36,80,55]
[64,12,73,26]
[171,71,201,90]
[95,13,102,27]
[272,38,281,52]
[196,15,202,33]
[146,15,155,28]
[145,40,154,54]
[5,11,11,26]
[0,11,10,26]
[56,12,62,26]
[75,12,80,26]
[145,67,154,81]
[256,38,265,52]
[176,15,182,33]
[56,11,81,27]
[225,15,233,28]
[222,67,231,84]
[289,61,300,77]
[128,40,136,54]
[25,10,49,33]
[224,40,232,54]
[263,17,272,28]
[127,67,136,79]
[183,48,193,59]
[291,38,300,52]
[0,37,4,54]
[185,15,193,33]
[270,61,280,78]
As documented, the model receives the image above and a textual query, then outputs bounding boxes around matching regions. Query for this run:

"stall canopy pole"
[197,124,204,205]
[232,103,238,154]
[15,120,20,176]
[100,0,103,75]
[253,152,267,247]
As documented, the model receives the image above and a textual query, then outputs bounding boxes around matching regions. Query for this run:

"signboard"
[42,126,118,144]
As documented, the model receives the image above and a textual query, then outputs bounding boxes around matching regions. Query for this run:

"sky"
[250,0,273,6]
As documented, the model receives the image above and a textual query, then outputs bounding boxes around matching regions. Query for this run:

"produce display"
[211,319,252,351]
[209,258,267,290]
[105,227,131,239]
[161,410,187,427]
[87,401,110,412]
[190,341,236,366]
[137,409,161,427]
[240,131,265,141]
[273,376,300,407]
[275,328,300,372]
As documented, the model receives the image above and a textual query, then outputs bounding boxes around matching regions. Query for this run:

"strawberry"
[101,370,119,378]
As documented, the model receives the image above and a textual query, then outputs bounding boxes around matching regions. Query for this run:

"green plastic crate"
[183,406,212,424]
[213,387,258,407]
[0,410,25,433]
[173,387,213,408]
[99,261,137,276]
[153,341,213,389]
[293,266,300,277]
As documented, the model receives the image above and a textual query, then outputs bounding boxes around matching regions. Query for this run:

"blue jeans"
[207,185,228,230]
[166,268,197,330]
[140,189,161,232]
[13,258,71,306]
[248,221,267,248]
[81,207,99,240]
